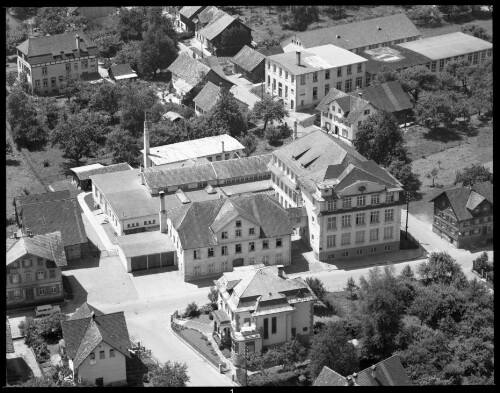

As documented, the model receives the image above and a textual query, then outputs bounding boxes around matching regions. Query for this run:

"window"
[325,84,330,96]
[328,254,335,259]
[285,85,288,98]
[327,235,336,248]
[472,52,478,64]
[371,194,380,204]
[356,231,365,244]
[341,233,351,245]
[370,228,379,241]
[262,255,269,265]
[300,75,306,85]
[14,290,20,299]
[264,318,269,339]
[312,87,317,100]
[337,68,342,77]
[384,245,392,251]
[276,238,282,247]
[43,79,48,87]
[278,82,282,97]
[370,211,380,223]
[74,62,78,70]
[342,251,349,257]
[249,242,255,251]
[357,63,362,73]
[235,229,241,237]
[37,271,44,280]
[430,61,436,72]
[291,75,295,83]
[327,200,335,210]
[271,317,277,334]
[222,231,228,239]
[313,72,318,83]
[249,257,256,265]
[342,215,351,227]
[39,287,45,296]
[386,192,395,202]
[235,244,242,253]
[273,64,276,72]
[336,81,342,90]
[51,77,56,86]
[222,246,228,255]
[90,352,95,360]
[216,155,222,161]
[384,226,393,239]
[285,71,288,79]
[385,209,394,222]
[370,247,377,253]
[35,80,40,88]
[325,70,330,79]
[355,76,363,89]
[42,67,47,75]
[279,67,282,77]
[247,227,255,236]
[50,270,55,278]
[268,61,271,69]
[236,220,241,227]
[51,286,57,294]
[342,197,351,208]
[99,350,105,359]
[109,349,115,358]
[345,79,352,93]
[82,60,88,68]
[193,250,200,259]
[356,213,365,226]
[263,240,269,249]
[208,248,214,257]
[357,196,366,206]
[66,63,71,72]
[37,258,44,266]
[12,274,19,284]
[347,65,352,75]
[26,273,31,282]
[327,217,336,230]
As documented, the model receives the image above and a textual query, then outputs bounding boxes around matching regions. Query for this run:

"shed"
[70,163,132,191]
[231,45,266,83]
[108,63,138,81]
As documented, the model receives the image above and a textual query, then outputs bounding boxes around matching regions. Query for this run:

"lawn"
[314,291,357,326]
[177,327,222,367]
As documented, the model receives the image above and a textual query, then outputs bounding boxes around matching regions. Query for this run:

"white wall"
[77,341,127,387]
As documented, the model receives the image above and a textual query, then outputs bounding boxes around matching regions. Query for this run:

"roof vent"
[175,189,191,204]
[336,35,341,39]
[377,26,382,30]
[301,156,319,169]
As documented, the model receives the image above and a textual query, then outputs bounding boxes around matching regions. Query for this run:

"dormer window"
[236,220,241,227]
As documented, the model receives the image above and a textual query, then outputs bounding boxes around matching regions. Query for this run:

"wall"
[255,312,289,347]
[77,341,127,387]
[291,301,313,337]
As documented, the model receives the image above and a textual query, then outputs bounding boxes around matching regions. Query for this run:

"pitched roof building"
[70,163,132,191]
[193,81,248,115]
[351,81,413,115]
[108,63,138,81]
[231,45,266,83]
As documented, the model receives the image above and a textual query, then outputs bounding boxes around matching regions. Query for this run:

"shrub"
[42,159,50,167]
[239,133,258,156]
[305,277,327,302]
[184,302,199,318]
[278,122,292,139]
[178,31,194,41]
[265,125,282,145]
[313,321,326,334]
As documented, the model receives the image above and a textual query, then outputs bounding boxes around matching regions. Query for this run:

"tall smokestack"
[75,34,80,52]
[143,112,150,169]
[296,51,301,66]
[293,121,298,140]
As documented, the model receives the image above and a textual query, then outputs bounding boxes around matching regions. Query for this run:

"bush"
[209,313,214,320]
[178,31,194,41]
[305,277,327,302]
[239,133,258,156]
[265,125,282,145]
[184,302,199,318]
[406,5,444,27]
[278,123,292,139]
[42,159,50,167]
[313,321,326,334]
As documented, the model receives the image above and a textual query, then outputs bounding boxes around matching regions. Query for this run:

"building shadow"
[62,256,100,271]
[61,274,88,312]
[6,158,20,166]
[190,276,220,288]
[285,240,316,274]
[129,265,179,277]
[6,357,34,385]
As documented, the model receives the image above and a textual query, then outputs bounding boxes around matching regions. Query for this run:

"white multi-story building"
[269,130,405,262]
[265,44,367,111]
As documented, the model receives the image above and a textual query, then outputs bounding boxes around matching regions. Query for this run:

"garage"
[233,258,244,267]
[131,255,148,271]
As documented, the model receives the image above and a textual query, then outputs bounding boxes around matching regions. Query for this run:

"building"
[161,194,293,281]
[193,81,249,116]
[164,6,181,30]
[281,14,421,54]
[213,265,317,365]
[265,44,368,111]
[70,163,132,191]
[6,231,66,310]
[361,32,493,86]
[316,81,413,142]
[107,64,138,82]
[430,182,493,248]
[256,45,284,57]
[16,31,98,96]
[60,303,131,387]
[179,6,207,32]
[269,130,404,262]
[15,192,88,261]
[162,111,184,123]
[68,7,117,20]
[314,355,412,386]
[231,45,266,83]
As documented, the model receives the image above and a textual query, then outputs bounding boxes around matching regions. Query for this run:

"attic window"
[292,148,310,161]
[301,156,319,169]
[175,189,191,204]
[336,35,341,39]
[377,26,382,30]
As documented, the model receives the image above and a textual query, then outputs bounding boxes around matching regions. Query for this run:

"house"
[6,231,66,310]
[107,64,138,82]
[68,7,116,20]
[430,181,493,248]
[70,163,132,191]
[197,9,252,56]
[14,191,88,261]
[60,302,131,387]
[256,45,284,57]
[197,56,235,91]
[6,318,15,354]
[16,31,99,96]
[162,111,184,123]
[316,81,413,142]
[193,81,249,116]
[231,45,266,83]
[178,6,207,33]
[281,14,421,54]
[161,194,293,281]
[213,265,317,365]
[314,355,412,386]
[265,44,368,112]
[269,130,405,262]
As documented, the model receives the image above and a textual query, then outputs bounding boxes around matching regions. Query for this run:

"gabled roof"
[193,81,221,113]
[109,63,137,80]
[16,190,71,208]
[313,366,347,386]
[198,11,236,41]
[285,14,420,50]
[6,231,67,267]
[359,44,433,75]
[197,6,223,25]
[256,45,284,57]
[68,302,105,321]
[61,303,131,369]
[197,56,234,87]
[210,198,260,233]
[163,111,184,122]
[349,81,413,113]
[231,45,266,73]
[179,6,204,19]
[70,163,132,181]
[316,88,370,123]
[167,53,210,88]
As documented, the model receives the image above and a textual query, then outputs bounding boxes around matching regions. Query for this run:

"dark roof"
[16,190,71,208]
[350,81,413,113]
[359,44,433,75]
[68,302,105,321]
[198,11,236,41]
[197,56,234,87]
[313,366,346,386]
[109,63,137,79]
[212,154,271,179]
[231,45,265,72]
[169,194,293,249]
[430,182,493,221]
[71,163,132,181]
[197,6,223,25]
[212,309,230,324]
[6,318,15,354]
[256,46,284,57]
[286,207,308,219]
[20,198,87,248]
[179,6,204,19]
[193,81,220,112]
[61,303,131,369]
[167,53,210,87]
[286,14,420,50]
[16,31,98,66]
[67,7,79,14]
[316,88,370,123]
[6,231,67,267]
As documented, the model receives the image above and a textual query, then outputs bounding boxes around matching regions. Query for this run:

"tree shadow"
[6,357,34,385]
[6,158,20,166]
[422,126,462,142]
[25,141,48,152]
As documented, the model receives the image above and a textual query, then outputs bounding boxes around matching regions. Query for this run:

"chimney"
[346,375,353,386]
[293,121,298,140]
[371,365,376,379]
[159,191,167,233]
[358,91,362,99]
[221,141,224,153]
[75,34,81,52]
[91,311,95,321]
[296,50,301,66]
[352,372,358,381]
[143,112,150,169]
[277,265,285,278]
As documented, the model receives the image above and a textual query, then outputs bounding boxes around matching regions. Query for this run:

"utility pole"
[405,190,410,239]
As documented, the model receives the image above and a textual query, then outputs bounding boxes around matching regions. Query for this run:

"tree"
[264,125,282,145]
[406,5,444,27]
[438,5,473,22]
[454,164,493,186]
[36,97,60,134]
[265,339,307,371]
[426,167,439,188]
[305,277,327,302]
[344,277,359,300]
[282,6,320,31]
[146,6,178,42]
[106,127,142,165]
[149,361,190,387]
[417,252,467,287]
[117,7,146,42]
[218,23,252,56]
[118,82,159,136]
[461,23,492,42]
[6,139,13,155]
[387,159,422,200]
[6,22,29,55]
[307,321,358,379]
[88,82,122,117]
[204,87,247,138]
[353,111,408,166]
[115,41,142,72]
[250,97,288,132]
[60,74,85,102]
[16,376,57,387]
[398,65,438,104]
[38,312,68,344]
[443,59,475,95]
[89,27,123,60]
[35,7,68,35]
[239,133,258,156]
[400,264,415,281]
[469,60,492,116]
[208,286,219,307]
[415,90,464,131]
[51,110,110,166]
[9,7,39,20]
[139,28,178,76]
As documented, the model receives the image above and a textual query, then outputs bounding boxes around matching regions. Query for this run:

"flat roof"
[360,45,432,74]
[219,179,273,196]
[70,163,104,174]
[397,32,492,61]
[117,231,176,258]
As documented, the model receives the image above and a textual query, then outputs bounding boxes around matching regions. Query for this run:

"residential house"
[213,265,317,365]
[314,355,412,386]
[281,14,421,54]
[60,302,131,387]
[265,44,368,111]
[430,181,493,248]
[197,56,235,90]
[161,194,293,281]
[70,163,132,191]
[316,81,413,143]
[231,45,266,83]
[179,6,207,33]
[16,31,99,96]
[6,231,66,310]
[269,130,405,262]
[194,6,224,40]
[193,81,249,116]
[107,63,138,82]
[15,192,88,261]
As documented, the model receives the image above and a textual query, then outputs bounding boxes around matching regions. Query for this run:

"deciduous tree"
[115,40,142,73]
[454,164,493,186]
[105,127,142,165]
[250,97,288,132]
[149,361,190,387]
[398,65,438,104]
[117,7,146,42]
[203,87,247,138]
[387,159,422,200]
[406,5,444,27]
[139,28,178,76]
[417,252,467,287]
[239,133,258,156]
[461,23,492,42]
[305,277,327,302]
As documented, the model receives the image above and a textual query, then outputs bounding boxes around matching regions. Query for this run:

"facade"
[16,31,98,96]
[179,6,207,32]
[213,265,316,365]
[231,45,266,83]
[265,45,368,111]
[60,303,130,387]
[269,130,404,262]
[430,182,493,248]
[70,163,132,191]
[281,14,421,54]
[161,194,293,281]
[193,81,249,116]
[6,231,66,310]
[68,7,117,20]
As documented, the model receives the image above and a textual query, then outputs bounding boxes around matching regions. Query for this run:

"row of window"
[9,270,56,284]
[89,348,115,361]
[325,193,395,211]
[268,61,363,83]
[7,285,59,300]
[40,59,95,75]
[326,226,394,247]
[462,216,492,227]
[193,238,282,259]
[327,244,392,259]
[11,258,47,269]
[192,254,283,275]
[422,50,492,73]
[326,209,394,230]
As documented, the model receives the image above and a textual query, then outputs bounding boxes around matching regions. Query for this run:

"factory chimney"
[143,112,150,169]
[75,34,81,52]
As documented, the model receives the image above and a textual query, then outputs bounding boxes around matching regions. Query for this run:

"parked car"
[35,304,61,317]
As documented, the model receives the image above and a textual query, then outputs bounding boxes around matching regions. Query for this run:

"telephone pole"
[405,190,410,239]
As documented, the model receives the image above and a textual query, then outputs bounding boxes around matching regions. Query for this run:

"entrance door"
[26,288,34,301]
[233,258,244,267]
[95,378,103,387]
[482,226,488,235]
[334,126,339,135]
